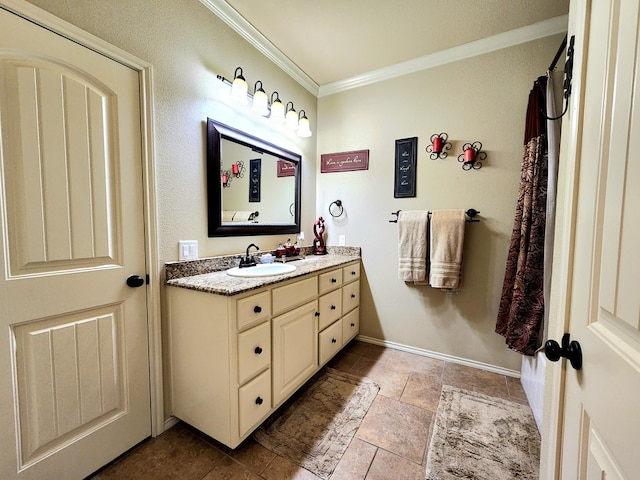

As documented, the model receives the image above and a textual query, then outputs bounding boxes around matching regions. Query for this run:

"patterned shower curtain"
[496,76,549,356]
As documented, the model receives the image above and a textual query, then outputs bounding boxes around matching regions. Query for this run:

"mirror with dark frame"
[206,118,301,237]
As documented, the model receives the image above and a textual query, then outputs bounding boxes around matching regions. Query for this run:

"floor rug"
[426,385,540,480]
[253,367,379,479]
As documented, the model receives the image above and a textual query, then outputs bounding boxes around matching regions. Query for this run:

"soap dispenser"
[276,242,286,258]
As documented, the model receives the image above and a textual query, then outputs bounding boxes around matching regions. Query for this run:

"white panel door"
[0,7,150,479]
[553,0,640,478]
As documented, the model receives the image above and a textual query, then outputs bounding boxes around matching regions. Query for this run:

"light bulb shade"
[297,111,312,137]
[252,89,269,116]
[285,102,298,129]
[270,92,285,123]
[230,67,249,105]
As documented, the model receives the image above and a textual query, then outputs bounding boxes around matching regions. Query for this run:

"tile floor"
[90,340,531,480]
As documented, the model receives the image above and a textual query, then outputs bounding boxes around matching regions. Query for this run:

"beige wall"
[317,36,565,371]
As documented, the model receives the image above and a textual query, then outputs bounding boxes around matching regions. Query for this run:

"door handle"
[544,333,582,370]
[126,275,145,288]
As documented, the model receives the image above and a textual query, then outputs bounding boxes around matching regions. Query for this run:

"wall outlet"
[178,240,198,260]
[338,235,346,246]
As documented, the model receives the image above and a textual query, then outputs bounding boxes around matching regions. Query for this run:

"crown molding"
[200,1,567,99]
[199,0,320,96]
[319,14,569,97]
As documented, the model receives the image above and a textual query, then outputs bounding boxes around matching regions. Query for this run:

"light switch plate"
[338,235,346,246]
[178,240,198,261]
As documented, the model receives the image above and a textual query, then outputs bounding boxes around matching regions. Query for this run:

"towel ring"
[329,200,344,218]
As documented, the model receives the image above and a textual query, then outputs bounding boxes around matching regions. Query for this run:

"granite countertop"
[166,247,360,296]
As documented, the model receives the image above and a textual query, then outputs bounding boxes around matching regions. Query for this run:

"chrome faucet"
[239,243,259,268]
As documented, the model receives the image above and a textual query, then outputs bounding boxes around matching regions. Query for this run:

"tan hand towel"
[397,210,429,282]
[429,209,466,289]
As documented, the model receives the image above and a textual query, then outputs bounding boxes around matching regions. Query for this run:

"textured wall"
[316,36,565,371]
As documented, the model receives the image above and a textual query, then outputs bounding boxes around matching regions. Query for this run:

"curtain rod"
[549,34,568,72]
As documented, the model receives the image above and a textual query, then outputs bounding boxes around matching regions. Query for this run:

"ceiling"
[216,0,569,90]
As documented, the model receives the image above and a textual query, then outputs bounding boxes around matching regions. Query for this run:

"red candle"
[221,173,229,185]
[232,163,240,175]
[464,147,476,163]
[433,136,443,153]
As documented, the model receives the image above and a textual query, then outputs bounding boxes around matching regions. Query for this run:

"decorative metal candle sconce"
[426,132,452,160]
[221,169,232,187]
[458,141,486,170]
[231,160,245,178]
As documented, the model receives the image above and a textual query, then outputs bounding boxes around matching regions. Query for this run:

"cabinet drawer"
[237,291,271,330]
[342,279,360,314]
[319,320,343,366]
[237,321,271,385]
[272,276,317,315]
[342,307,359,344]
[318,268,343,295]
[318,289,342,331]
[342,263,360,283]
[238,369,271,437]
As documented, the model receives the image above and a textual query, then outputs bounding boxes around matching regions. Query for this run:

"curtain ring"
[329,200,344,218]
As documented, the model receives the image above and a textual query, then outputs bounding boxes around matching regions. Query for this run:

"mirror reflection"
[207,118,301,237]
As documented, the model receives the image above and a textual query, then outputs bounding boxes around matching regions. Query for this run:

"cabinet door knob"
[351,322,355,327]
[255,397,263,405]
[351,294,356,298]
[330,305,336,310]
[331,278,337,283]
[331,338,337,343]
[254,346,263,355]
[254,305,262,313]
[315,311,320,317]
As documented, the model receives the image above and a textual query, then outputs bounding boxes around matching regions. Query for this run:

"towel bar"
[389,209,480,223]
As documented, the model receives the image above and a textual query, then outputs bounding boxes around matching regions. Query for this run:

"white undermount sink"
[226,263,297,278]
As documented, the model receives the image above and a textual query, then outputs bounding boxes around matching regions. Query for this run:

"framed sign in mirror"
[206,118,301,237]
[394,137,418,198]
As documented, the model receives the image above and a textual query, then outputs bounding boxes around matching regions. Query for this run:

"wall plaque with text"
[320,149,369,173]
[394,137,417,198]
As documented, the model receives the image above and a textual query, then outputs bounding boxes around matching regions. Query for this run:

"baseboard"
[163,415,180,433]
[355,335,520,378]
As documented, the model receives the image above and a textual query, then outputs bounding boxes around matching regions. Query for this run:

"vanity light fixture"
[297,110,312,137]
[285,102,298,130]
[216,67,312,137]
[457,141,486,170]
[251,81,269,116]
[426,132,452,160]
[269,92,286,123]
[230,67,249,105]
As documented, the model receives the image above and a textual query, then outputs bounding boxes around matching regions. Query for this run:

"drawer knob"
[331,278,337,283]
[330,305,336,310]
[315,311,320,317]
[331,338,337,344]
[254,346,263,355]
[253,306,262,314]
[351,322,355,327]
[255,397,263,405]
[351,294,356,298]
[351,271,356,276]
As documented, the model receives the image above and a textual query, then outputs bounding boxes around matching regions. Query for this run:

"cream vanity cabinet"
[167,259,360,448]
